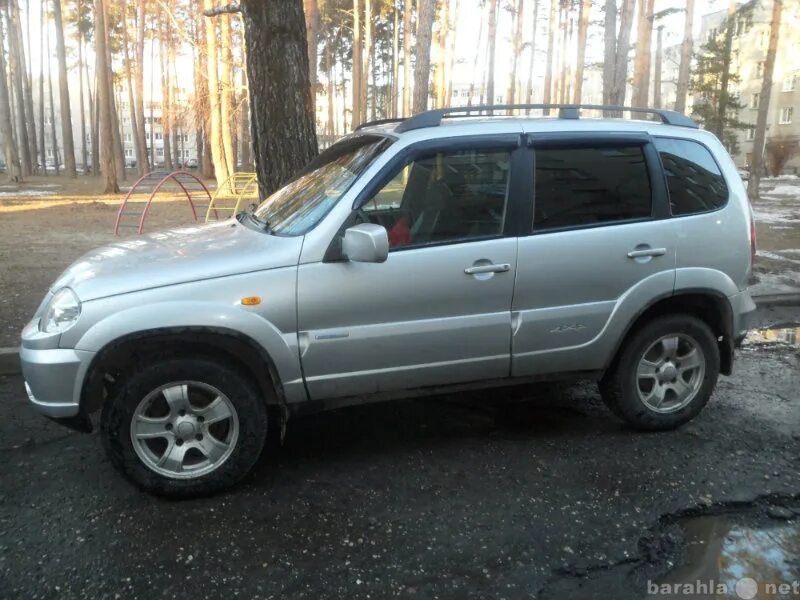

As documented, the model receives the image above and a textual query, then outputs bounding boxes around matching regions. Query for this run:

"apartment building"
[699,0,800,173]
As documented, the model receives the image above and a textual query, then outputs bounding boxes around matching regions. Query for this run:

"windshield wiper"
[240,203,273,233]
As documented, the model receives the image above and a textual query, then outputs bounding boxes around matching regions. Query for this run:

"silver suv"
[20,105,757,497]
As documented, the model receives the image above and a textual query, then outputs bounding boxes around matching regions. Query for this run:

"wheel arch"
[604,289,735,377]
[80,327,289,418]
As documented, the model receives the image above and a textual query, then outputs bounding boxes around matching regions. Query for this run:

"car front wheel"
[101,356,268,498]
[600,314,720,430]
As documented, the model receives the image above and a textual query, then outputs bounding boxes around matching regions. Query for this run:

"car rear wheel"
[600,314,720,430]
[101,356,267,498]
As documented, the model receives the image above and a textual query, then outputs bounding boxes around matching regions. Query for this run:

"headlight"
[40,288,81,333]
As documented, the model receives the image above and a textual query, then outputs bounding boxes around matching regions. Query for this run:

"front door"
[297,142,522,400]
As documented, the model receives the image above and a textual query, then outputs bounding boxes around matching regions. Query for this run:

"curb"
[0,294,798,379]
[752,293,800,307]
[0,347,20,377]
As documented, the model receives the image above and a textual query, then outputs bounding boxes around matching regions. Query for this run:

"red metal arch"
[114,170,213,235]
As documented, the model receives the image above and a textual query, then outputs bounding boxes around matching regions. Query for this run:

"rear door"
[511,133,677,376]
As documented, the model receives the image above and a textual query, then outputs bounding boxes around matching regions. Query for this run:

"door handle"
[464,263,511,275]
[627,247,666,259]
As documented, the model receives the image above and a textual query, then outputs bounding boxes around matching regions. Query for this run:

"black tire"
[599,314,720,431]
[101,356,268,498]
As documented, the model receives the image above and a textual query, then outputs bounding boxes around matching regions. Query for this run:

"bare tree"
[7,0,31,175]
[631,0,654,107]
[714,0,737,139]
[94,0,118,192]
[219,11,235,170]
[507,0,524,104]
[10,0,36,172]
[46,10,59,174]
[525,0,540,104]
[674,0,695,113]
[486,0,497,105]
[121,0,144,175]
[747,0,782,200]
[573,0,591,102]
[412,0,434,113]
[402,0,412,115]
[543,0,557,107]
[38,0,46,174]
[53,0,76,176]
[352,0,362,124]
[433,0,448,108]
[77,0,88,173]
[0,4,22,181]
[653,25,663,107]
[203,0,233,183]
[303,0,319,112]
[135,0,149,171]
[362,0,371,119]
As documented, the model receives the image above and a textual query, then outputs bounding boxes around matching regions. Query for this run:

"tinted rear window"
[654,138,728,216]
[533,145,652,231]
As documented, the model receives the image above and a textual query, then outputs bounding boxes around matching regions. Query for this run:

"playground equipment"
[205,172,260,222]
[114,170,213,235]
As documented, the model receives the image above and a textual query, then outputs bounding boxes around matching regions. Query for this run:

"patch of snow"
[762,184,800,197]
[756,250,800,265]
[749,271,800,296]
[763,174,799,181]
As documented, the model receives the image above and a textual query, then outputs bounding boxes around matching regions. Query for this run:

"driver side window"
[360,149,511,249]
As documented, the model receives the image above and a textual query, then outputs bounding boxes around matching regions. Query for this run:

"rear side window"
[533,144,652,231]
[654,138,728,215]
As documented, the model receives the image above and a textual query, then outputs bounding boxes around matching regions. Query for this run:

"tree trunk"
[135,0,149,172]
[352,0,362,126]
[303,0,318,112]
[11,0,36,173]
[7,2,31,175]
[653,25,663,108]
[526,0,540,104]
[674,0,694,113]
[219,12,236,171]
[433,0,448,108]
[602,0,616,105]
[747,0,782,201]
[402,0,412,115]
[631,0,651,106]
[38,0,47,174]
[614,0,635,106]
[52,0,76,176]
[543,0,557,108]
[121,0,143,175]
[714,0,737,139]
[445,0,458,106]
[203,0,232,184]
[77,0,88,174]
[161,13,173,171]
[362,0,371,119]
[0,7,22,181]
[240,0,318,197]
[94,0,118,192]
[573,0,591,102]
[105,7,125,181]
[468,2,485,106]
[391,0,399,116]
[485,0,498,106]
[46,17,59,175]
[89,57,98,174]
[412,0,435,113]
[507,0,524,104]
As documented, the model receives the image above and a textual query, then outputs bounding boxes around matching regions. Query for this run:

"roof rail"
[392,104,698,133]
[355,117,407,131]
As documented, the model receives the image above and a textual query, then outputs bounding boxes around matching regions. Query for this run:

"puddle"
[655,514,800,599]
[745,328,800,348]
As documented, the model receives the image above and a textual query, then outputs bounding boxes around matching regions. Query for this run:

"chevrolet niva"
[21,105,756,497]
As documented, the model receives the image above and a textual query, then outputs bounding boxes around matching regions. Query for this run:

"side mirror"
[342,223,389,263]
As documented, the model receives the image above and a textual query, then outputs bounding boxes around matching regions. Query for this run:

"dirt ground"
[0,176,213,346]
[1,174,799,347]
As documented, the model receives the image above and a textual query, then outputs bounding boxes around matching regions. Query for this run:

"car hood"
[52,220,302,301]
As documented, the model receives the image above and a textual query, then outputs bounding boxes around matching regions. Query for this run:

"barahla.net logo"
[648,577,800,598]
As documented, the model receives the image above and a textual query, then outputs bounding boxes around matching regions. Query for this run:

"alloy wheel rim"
[636,333,706,414]
[130,381,239,479]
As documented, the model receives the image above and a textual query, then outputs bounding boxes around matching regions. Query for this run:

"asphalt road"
[1,338,799,599]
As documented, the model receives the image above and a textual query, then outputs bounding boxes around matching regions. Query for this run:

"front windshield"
[253,135,392,235]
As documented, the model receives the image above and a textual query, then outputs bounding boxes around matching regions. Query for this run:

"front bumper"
[20,345,95,419]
